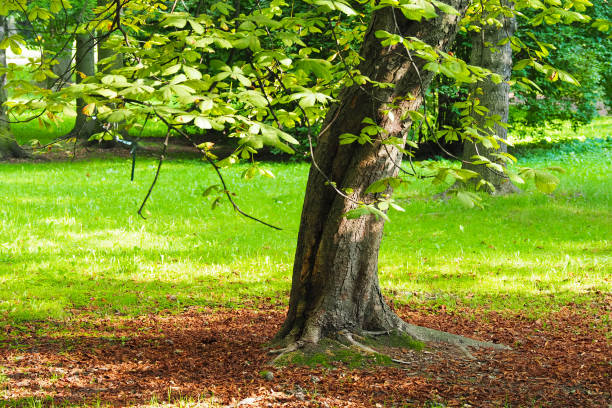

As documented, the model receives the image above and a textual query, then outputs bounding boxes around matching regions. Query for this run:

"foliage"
[511,0,612,127]
[2,0,605,211]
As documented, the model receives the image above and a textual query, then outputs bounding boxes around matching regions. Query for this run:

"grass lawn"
[1,121,610,325]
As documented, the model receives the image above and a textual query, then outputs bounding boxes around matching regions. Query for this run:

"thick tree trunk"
[461,3,518,194]
[275,1,501,348]
[0,16,27,160]
[68,33,100,140]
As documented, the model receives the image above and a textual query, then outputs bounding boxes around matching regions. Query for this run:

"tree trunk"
[461,3,518,194]
[68,33,100,140]
[97,0,123,74]
[276,1,504,349]
[97,37,123,73]
[0,16,28,160]
[48,51,73,90]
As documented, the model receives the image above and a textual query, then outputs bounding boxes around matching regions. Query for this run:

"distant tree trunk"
[275,2,503,350]
[97,37,123,73]
[97,0,123,74]
[461,3,518,194]
[48,51,73,90]
[67,33,100,141]
[0,16,27,160]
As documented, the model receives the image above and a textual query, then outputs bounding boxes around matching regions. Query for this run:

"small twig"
[126,99,282,231]
[137,129,170,219]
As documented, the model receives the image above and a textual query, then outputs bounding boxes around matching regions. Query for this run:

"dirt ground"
[0,303,609,407]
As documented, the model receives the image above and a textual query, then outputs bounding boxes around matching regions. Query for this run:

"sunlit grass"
[508,116,612,146]
[0,121,610,324]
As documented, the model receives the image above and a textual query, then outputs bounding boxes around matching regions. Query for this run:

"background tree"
[66,0,99,141]
[96,0,123,74]
[459,0,518,194]
[0,15,28,159]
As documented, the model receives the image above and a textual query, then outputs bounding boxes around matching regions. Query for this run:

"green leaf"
[508,173,525,185]
[344,205,389,222]
[243,165,258,180]
[203,184,221,197]
[183,65,202,80]
[339,133,358,145]
[312,0,357,15]
[163,64,182,76]
[176,115,195,124]
[294,59,333,80]
[362,117,376,125]
[513,59,531,71]
[366,179,388,194]
[194,117,212,129]
[96,88,118,99]
[430,0,459,15]
[344,206,371,219]
[210,1,234,15]
[239,90,268,108]
[534,170,560,193]
[546,166,566,174]
[456,191,481,208]
[557,70,580,86]
[106,109,129,123]
[189,20,204,34]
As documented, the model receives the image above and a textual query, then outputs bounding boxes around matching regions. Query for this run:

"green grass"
[0,120,610,324]
[508,116,612,148]
[11,114,170,147]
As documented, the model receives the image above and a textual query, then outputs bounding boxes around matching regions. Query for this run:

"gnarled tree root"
[269,318,510,365]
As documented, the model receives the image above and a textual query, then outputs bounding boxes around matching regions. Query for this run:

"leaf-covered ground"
[0,303,609,407]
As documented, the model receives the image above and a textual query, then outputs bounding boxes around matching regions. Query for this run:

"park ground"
[0,118,610,407]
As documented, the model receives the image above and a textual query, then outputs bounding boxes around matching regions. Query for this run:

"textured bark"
[0,16,27,160]
[461,3,518,194]
[68,33,100,140]
[276,2,471,345]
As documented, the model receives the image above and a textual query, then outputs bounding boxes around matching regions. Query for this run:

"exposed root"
[456,344,476,360]
[272,307,510,368]
[361,330,392,336]
[268,341,302,365]
[340,331,415,366]
[339,331,378,354]
[390,357,413,365]
[393,317,511,351]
